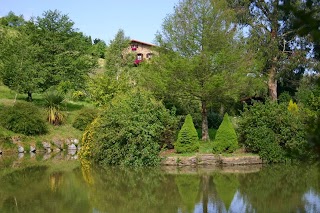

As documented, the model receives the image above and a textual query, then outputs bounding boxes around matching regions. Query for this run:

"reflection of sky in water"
[192,190,255,213]
[303,189,320,213]
[229,191,254,213]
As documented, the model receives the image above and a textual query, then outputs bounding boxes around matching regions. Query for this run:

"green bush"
[72,108,99,131]
[212,113,238,154]
[245,126,285,162]
[175,114,199,153]
[278,91,292,103]
[0,102,47,136]
[237,101,311,162]
[79,90,177,167]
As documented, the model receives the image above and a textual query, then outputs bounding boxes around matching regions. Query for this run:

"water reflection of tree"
[0,164,90,213]
[238,164,320,213]
[212,172,239,212]
[175,174,201,213]
[49,172,64,192]
[86,166,182,213]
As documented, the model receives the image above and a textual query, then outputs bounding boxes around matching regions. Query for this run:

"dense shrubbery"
[212,113,238,154]
[175,114,199,153]
[237,101,312,163]
[0,102,47,136]
[79,90,178,167]
[72,108,99,131]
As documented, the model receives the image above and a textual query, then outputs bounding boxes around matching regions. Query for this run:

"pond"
[0,153,319,213]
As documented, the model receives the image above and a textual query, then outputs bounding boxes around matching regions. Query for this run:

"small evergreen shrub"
[0,102,47,136]
[72,108,99,131]
[212,113,238,153]
[175,114,199,153]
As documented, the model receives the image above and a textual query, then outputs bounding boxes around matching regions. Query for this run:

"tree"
[279,1,320,156]
[0,14,42,101]
[87,30,135,106]
[175,114,199,153]
[0,10,96,100]
[33,10,96,94]
[227,0,312,101]
[104,29,135,79]
[212,113,238,154]
[280,0,320,44]
[146,0,250,140]
[91,38,107,58]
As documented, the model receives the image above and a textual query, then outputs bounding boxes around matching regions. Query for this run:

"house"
[124,39,156,65]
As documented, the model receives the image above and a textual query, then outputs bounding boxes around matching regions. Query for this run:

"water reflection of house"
[125,39,156,65]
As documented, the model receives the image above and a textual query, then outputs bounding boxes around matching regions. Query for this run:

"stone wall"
[161,154,263,166]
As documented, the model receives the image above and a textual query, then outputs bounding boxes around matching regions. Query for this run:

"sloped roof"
[130,39,156,47]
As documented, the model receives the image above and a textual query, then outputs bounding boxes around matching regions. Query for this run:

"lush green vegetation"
[0,102,47,136]
[0,0,320,165]
[237,101,313,162]
[212,113,238,154]
[175,114,200,153]
[0,85,85,151]
[72,108,99,131]
[79,90,178,166]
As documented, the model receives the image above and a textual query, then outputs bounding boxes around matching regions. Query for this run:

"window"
[131,44,138,51]
[137,53,143,60]
[146,53,153,59]
[134,53,143,65]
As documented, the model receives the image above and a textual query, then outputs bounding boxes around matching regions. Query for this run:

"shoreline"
[161,154,263,166]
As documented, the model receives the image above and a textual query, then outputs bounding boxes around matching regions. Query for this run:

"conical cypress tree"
[212,113,238,153]
[175,114,199,153]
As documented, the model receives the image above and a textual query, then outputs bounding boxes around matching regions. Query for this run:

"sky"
[0,0,179,44]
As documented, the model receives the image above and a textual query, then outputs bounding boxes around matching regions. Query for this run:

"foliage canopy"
[79,90,178,167]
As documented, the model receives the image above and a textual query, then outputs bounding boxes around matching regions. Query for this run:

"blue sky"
[0,0,179,44]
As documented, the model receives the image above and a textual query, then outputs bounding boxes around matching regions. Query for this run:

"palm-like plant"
[44,90,65,125]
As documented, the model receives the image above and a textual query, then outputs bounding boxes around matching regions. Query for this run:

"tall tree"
[0,10,96,100]
[104,29,134,79]
[87,30,135,106]
[227,0,311,100]
[0,13,43,101]
[33,10,96,93]
[147,0,251,140]
[91,38,107,58]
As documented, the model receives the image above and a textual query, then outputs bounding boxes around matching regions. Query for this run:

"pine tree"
[175,114,199,153]
[212,113,238,153]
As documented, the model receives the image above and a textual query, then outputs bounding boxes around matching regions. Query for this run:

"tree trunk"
[202,175,209,213]
[201,100,209,141]
[27,91,33,102]
[268,58,278,101]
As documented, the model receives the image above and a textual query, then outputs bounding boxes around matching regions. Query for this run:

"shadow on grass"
[16,95,87,112]
[62,102,85,111]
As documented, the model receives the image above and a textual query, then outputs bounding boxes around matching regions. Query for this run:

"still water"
[0,153,319,213]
